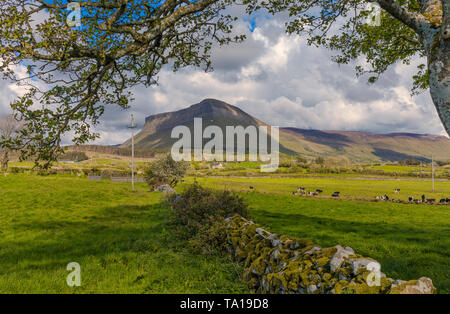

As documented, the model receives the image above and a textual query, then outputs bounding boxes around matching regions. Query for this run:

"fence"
[88,176,145,183]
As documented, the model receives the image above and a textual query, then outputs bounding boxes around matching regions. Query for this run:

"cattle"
[421,195,426,202]
[384,195,389,201]
[426,199,436,203]
[408,196,413,202]
[298,187,306,191]
[249,186,254,190]
[440,199,446,203]
[292,191,297,196]
[332,192,340,198]
[447,198,450,202]
[316,189,323,193]
[394,189,400,194]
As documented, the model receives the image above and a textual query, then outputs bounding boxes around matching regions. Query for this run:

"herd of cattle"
[284,186,449,205]
[291,186,332,197]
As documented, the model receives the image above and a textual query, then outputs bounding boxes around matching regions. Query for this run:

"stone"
[348,258,380,276]
[222,214,437,295]
[154,184,176,195]
[307,285,318,294]
[304,246,321,255]
[256,227,271,239]
[330,245,355,272]
[390,277,436,294]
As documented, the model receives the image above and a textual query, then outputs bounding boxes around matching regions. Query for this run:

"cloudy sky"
[0,5,446,145]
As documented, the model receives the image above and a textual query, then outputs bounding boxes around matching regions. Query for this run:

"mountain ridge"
[122,99,450,162]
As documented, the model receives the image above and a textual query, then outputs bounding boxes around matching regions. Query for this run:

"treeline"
[66,145,155,158]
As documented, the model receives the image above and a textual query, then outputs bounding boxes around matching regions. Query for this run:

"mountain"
[122,99,450,162]
[121,99,291,153]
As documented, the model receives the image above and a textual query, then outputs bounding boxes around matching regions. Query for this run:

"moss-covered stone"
[221,214,436,294]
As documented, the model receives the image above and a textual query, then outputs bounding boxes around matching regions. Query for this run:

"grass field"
[1,174,449,293]
[242,194,450,293]
[0,175,247,293]
[184,177,450,293]
[188,176,450,202]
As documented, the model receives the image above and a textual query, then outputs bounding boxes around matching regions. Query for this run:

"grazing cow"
[446,198,450,202]
[394,189,400,194]
[421,195,426,203]
[316,189,323,193]
[332,192,340,198]
[298,187,306,191]
[408,196,413,202]
[292,191,297,196]
[427,199,436,203]
[249,186,254,190]
[384,195,389,201]
[439,199,446,203]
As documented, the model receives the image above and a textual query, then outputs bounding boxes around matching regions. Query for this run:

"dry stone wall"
[224,215,436,294]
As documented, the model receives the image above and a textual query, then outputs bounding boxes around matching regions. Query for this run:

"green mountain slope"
[122,99,450,162]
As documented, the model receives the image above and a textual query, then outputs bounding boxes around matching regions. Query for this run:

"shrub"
[188,219,230,255]
[168,181,248,237]
[144,154,188,190]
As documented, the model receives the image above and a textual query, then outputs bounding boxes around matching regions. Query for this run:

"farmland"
[0,175,247,293]
[0,171,449,293]
[188,176,450,202]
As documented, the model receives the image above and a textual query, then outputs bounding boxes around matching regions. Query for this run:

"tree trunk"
[424,1,450,136]
[1,149,9,176]
[428,34,450,136]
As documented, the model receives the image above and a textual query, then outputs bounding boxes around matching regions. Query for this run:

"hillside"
[121,99,450,162]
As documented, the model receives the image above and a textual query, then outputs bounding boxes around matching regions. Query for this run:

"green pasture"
[188,176,450,201]
[0,175,247,293]
[241,194,450,293]
[1,173,449,293]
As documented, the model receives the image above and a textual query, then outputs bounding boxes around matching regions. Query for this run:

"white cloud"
[1,8,447,145]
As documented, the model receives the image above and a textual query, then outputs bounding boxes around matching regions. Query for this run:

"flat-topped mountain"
[122,99,450,162]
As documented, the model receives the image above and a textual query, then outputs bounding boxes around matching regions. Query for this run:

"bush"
[144,154,188,190]
[168,181,248,237]
[188,219,230,255]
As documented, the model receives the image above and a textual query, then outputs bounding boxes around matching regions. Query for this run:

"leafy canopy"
[0,0,242,167]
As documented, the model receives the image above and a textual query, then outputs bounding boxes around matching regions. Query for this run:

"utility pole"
[128,114,135,192]
[431,154,435,192]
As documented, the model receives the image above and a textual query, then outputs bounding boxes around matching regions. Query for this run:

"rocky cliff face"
[121,99,266,149]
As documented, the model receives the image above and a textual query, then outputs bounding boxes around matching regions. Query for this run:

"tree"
[144,154,188,189]
[245,0,449,135]
[0,115,23,175]
[0,0,241,166]
[315,156,325,165]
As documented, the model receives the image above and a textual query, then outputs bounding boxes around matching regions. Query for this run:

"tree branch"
[375,0,430,34]
[443,0,450,39]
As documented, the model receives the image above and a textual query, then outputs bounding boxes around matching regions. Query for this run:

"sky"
[0,4,447,145]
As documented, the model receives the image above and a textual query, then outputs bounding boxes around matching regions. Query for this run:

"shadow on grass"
[1,203,173,271]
